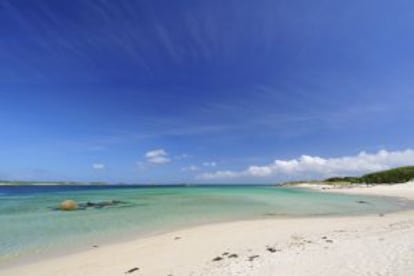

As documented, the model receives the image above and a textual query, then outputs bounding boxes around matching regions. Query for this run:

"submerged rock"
[79,200,126,209]
[54,200,128,211]
[59,200,78,211]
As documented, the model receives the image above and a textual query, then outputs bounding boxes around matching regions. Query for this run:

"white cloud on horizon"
[145,149,171,164]
[92,163,105,170]
[198,149,414,180]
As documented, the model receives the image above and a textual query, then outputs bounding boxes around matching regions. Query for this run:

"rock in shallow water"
[59,200,78,211]
[54,200,128,211]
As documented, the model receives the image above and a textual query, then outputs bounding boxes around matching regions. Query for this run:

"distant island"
[281,166,414,186]
[0,180,109,186]
[2,166,414,186]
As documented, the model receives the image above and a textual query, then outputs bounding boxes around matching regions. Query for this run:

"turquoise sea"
[0,184,411,265]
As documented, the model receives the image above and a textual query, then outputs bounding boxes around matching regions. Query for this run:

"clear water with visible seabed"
[0,184,411,265]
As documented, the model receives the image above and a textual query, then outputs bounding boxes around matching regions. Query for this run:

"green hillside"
[325,166,414,184]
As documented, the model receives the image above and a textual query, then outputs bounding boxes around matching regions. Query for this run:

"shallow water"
[0,185,410,264]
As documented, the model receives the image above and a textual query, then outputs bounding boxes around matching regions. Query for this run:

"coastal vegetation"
[325,166,414,184]
[280,166,414,186]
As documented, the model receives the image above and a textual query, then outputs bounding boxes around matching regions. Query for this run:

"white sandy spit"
[2,182,414,276]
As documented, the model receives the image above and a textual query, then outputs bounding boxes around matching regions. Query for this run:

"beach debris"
[248,255,260,261]
[321,236,327,240]
[266,246,279,253]
[92,245,99,248]
[291,235,303,241]
[356,200,369,204]
[174,236,181,240]
[59,200,78,211]
[228,254,238,258]
[125,267,139,274]
[222,252,229,256]
[263,213,277,216]
[325,239,334,243]
[379,213,385,217]
[212,256,224,262]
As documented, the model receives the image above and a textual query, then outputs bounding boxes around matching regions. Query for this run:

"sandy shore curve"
[2,182,414,276]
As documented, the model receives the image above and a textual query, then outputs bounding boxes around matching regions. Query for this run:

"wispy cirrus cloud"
[198,149,414,181]
[181,165,200,172]
[203,161,217,167]
[174,153,191,160]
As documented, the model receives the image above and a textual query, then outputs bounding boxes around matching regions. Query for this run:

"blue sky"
[1,0,414,183]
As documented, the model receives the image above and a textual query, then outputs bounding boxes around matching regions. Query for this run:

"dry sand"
[2,182,414,276]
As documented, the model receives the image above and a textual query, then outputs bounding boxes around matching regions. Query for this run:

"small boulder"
[59,200,78,211]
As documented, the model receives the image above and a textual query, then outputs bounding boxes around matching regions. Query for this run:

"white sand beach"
[2,183,414,276]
